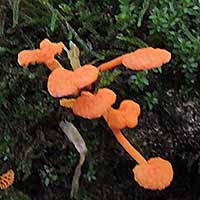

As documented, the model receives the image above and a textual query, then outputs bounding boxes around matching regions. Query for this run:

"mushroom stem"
[46,59,63,71]
[60,98,76,108]
[111,129,147,165]
[98,55,123,71]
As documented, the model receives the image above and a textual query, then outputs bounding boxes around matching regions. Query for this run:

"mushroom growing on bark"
[98,47,171,71]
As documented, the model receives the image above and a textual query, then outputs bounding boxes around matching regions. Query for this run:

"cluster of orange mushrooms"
[17,39,173,191]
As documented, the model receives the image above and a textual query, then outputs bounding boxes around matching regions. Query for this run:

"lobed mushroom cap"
[73,64,99,89]
[18,49,41,67]
[122,47,171,70]
[47,65,99,98]
[39,39,65,63]
[72,88,116,119]
[17,38,65,68]
[103,108,126,130]
[133,157,173,190]
[48,68,78,97]
[103,100,141,129]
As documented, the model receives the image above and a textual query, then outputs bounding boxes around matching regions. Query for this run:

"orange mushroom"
[60,92,173,189]
[47,64,99,97]
[39,38,64,54]
[103,100,141,130]
[71,88,116,119]
[18,49,41,66]
[133,157,173,190]
[0,169,14,190]
[111,129,173,190]
[98,47,171,71]
[60,98,76,108]
[122,47,171,70]
[18,38,65,71]
[103,99,173,190]
[97,55,123,72]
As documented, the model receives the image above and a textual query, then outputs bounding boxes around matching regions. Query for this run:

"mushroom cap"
[48,67,78,97]
[47,65,99,98]
[133,157,173,190]
[72,88,116,119]
[103,100,141,129]
[122,47,171,70]
[103,108,126,130]
[17,38,65,67]
[18,49,41,67]
[73,64,99,89]
[39,38,65,62]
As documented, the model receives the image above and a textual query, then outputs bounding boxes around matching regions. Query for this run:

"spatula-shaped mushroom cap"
[72,88,116,119]
[39,38,64,55]
[122,47,171,70]
[48,64,99,97]
[133,157,173,190]
[18,38,65,70]
[18,49,41,67]
[98,47,171,71]
[103,100,141,130]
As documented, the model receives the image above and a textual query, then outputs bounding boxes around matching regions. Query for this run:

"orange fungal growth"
[111,129,173,190]
[133,157,173,190]
[112,129,147,165]
[72,88,116,119]
[18,39,174,192]
[48,65,99,98]
[98,55,123,72]
[18,49,41,67]
[48,68,78,97]
[98,47,171,71]
[103,100,141,130]
[45,59,64,71]
[122,47,171,70]
[39,38,64,55]
[17,38,65,71]
[0,169,14,190]
[60,98,76,108]
[73,65,99,89]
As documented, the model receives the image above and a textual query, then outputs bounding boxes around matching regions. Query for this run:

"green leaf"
[50,10,58,32]
[137,0,150,27]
